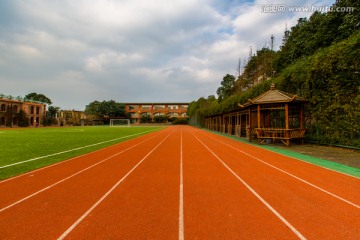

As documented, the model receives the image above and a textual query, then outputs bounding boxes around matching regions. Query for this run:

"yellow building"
[58,110,103,126]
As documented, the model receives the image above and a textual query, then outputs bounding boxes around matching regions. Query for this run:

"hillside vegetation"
[189,0,360,147]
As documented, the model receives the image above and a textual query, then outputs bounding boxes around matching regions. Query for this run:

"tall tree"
[25,92,52,105]
[216,74,235,102]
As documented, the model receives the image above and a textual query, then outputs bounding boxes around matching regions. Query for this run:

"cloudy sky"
[0,0,334,110]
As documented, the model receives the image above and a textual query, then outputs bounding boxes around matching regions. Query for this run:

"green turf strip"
[206,130,360,178]
[0,126,164,180]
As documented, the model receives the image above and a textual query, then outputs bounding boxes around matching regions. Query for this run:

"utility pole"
[270,34,275,78]
[236,58,242,78]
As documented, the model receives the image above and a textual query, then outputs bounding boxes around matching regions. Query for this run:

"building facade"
[0,98,47,127]
[58,110,103,126]
[125,103,189,123]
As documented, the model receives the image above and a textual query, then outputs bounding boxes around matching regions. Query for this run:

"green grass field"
[0,126,164,180]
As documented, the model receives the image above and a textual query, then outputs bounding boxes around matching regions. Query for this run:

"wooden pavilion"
[205,83,307,147]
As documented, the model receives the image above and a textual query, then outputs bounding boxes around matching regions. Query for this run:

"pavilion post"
[248,108,251,141]
[285,103,290,146]
[257,105,261,129]
[240,113,242,137]
[300,104,304,129]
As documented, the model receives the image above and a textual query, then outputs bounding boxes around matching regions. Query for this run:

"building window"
[66,113,72,118]
[129,105,138,110]
[36,107,40,114]
[1,104,6,112]
[168,112,179,117]
[168,105,178,110]
[181,105,188,109]
[141,105,152,110]
[13,105,18,113]
[140,112,152,116]
[30,106,34,114]
[154,105,165,110]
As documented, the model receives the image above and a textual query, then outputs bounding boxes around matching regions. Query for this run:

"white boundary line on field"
[192,133,307,240]
[0,128,161,169]
[201,131,360,209]
[0,128,162,184]
[0,132,162,213]
[179,127,184,240]
[57,130,174,240]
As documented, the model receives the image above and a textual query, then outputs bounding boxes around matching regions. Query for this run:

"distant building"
[0,98,46,127]
[58,110,103,126]
[125,102,189,123]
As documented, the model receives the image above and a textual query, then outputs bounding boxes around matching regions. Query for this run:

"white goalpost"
[109,119,130,127]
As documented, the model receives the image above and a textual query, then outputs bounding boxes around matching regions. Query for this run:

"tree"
[85,101,102,116]
[48,106,60,117]
[216,74,235,102]
[85,100,126,119]
[140,113,152,123]
[154,115,168,123]
[16,109,29,127]
[25,92,52,105]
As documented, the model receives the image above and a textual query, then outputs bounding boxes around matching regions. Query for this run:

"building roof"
[0,98,46,106]
[241,83,307,107]
[125,102,189,105]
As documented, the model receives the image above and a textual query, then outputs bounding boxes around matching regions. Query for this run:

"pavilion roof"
[240,83,307,107]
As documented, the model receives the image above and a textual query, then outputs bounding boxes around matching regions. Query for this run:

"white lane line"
[0,128,161,169]
[0,128,163,184]
[192,133,306,240]
[0,133,161,213]
[206,130,360,180]
[57,130,174,240]
[202,132,360,209]
[179,128,184,240]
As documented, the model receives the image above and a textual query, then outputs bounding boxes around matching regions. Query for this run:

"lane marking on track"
[179,128,184,240]
[0,128,161,169]
[206,131,360,180]
[192,133,307,240]
[202,132,360,209]
[0,133,162,213]
[57,130,174,240]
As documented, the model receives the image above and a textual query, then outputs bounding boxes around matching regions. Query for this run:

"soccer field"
[0,126,163,180]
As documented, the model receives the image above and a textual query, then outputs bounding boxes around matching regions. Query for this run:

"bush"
[154,115,168,123]
[172,118,189,125]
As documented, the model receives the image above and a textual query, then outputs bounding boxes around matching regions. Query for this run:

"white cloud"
[0,0,335,109]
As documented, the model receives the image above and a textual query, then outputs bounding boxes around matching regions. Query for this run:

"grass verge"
[206,130,360,178]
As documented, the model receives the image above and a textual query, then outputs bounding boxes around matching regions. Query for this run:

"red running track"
[0,126,359,239]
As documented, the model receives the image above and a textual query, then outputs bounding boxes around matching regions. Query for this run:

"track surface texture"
[0,126,359,239]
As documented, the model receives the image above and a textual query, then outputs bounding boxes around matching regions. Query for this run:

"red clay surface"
[0,126,359,239]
